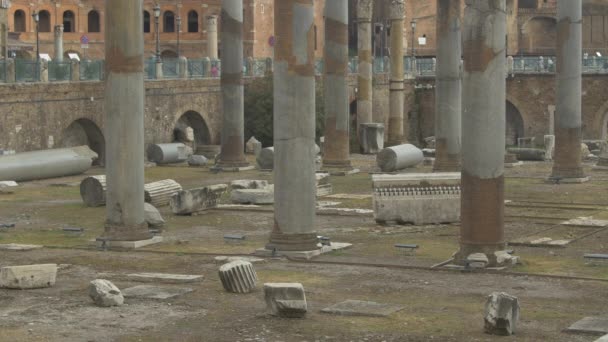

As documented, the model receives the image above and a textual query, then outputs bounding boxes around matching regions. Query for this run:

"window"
[13,9,25,32]
[63,10,75,32]
[519,0,537,9]
[143,11,150,32]
[163,11,175,32]
[88,10,100,32]
[38,10,51,32]
[187,10,198,32]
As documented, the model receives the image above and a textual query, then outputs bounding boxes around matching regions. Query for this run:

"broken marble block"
[230,180,269,190]
[89,279,124,307]
[484,292,520,336]
[218,260,258,294]
[170,184,228,215]
[231,187,274,205]
[467,253,489,269]
[0,181,18,194]
[256,147,274,170]
[187,155,208,167]
[360,123,384,154]
[0,264,57,289]
[264,283,308,318]
[144,203,165,228]
[246,136,262,155]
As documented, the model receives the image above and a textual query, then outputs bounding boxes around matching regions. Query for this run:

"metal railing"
[144,59,156,80]
[15,59,39,82]
[48,61,72,82]
[80,60,104,81]
[162,58,179,79]
[188,59,206,78]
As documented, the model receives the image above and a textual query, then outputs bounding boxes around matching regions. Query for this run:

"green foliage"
[244,74,325,148]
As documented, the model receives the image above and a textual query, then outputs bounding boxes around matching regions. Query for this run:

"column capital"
[389,0,405,21]
[356,0,373,20]
[54,24,64,35]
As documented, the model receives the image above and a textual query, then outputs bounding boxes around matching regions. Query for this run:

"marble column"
[267,0,318,252]
[433,0,461,172]
[322,0,352,170]
[207,15,219,59]
[218,0,249,168]
[550,0,587,182]
[54,24,63,62]
[356,0,373,151]
[102,0,149,241]
[457,0,506,265]
[387,0,406,146]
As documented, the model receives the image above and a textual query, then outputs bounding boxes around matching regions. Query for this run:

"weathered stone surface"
[214,256,266,264]
[321,300,404,317]
[484,292,520,336]
[256,147,274,170]
[231,187,274,205]
[170,184,228,215]
[144,203,165,228]
[80,175,106,207]
[122,285,193,299]
[147,143,193,164]
[0,264,58,289]
[264,283,307,318]
[187,155,208,167]
[126,273,203,284]
[544,135,555,161]
[495,251,519,266]
[467,253,489,269]
[507,147,546,161]
[377,144,424,172]
[567,317,608,335]
[89,279,124,307]
[0,244,43,251]
[230,180,269,190]
[246,136,262,155]
[218,260,258,294]
[595,334,608,342]
[0,181,17,194]
[144,179,183,208]
[360,123,384,154]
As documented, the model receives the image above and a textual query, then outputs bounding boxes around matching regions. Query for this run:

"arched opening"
[506,101,525,147]
[187,10,198,32]
[13,10,26,32]
[38,10,51,32]
[521,17,557,55]
[143,11,151,33]
[63,10,75,33]
[163,11,175,33]
[60,118,105,166]
[87,10,100,32]
[174,111,211,153]
[161,49,178,59]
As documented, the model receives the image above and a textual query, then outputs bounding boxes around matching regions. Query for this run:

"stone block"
[214,256,266,264]
[122,285,193,300]
[218,260,258,294]
[95,236,163,249]
[264,283,307,318]
[484,292,520,336]
[89,279,124,307]
[126,273,203,284]
[360,123,385,154]
[372,173,461,225]
[231,187,274,205]
[144,203,165,229]
[0,181,18,194]
[0,264,58,289]
[321,300,404,317]
[246,136,262,155]
[170,184,228,215]
[566,317,608,335]
[0,244,43,251]
[544,135,555,161]
[187,155,208,167]
[506,147,546,161]
[230,180,269,190]
[467,253,489,269]
[256,147,274,170]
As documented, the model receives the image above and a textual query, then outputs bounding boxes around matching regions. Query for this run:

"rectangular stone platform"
[95,236,163,249]
[255,242,352,260]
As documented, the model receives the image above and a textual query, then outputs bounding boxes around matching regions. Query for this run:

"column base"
[255,241,352,260]
[266,232,320,252]
[453,242,509,268]
[101,222,151,242]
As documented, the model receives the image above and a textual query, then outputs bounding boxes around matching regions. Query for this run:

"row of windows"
[13,9,202,34]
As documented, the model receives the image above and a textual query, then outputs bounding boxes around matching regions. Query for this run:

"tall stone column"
[433,0,461,172]
[217,0,249,169]
[207,15,219,59]
[387,0,406,146]
[356,0,373,150]
[322,0,351,170]
[54,24,64,62]
[102,0,149,242]
[457,0,506,265]
[550,0,587,183]
[267,0,318,252]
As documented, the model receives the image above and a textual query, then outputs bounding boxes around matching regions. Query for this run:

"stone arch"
[173,110,211,153]
[60,118,105,166]
[161,49,178,59]
[521,16,557,55]
[506,100,525,147]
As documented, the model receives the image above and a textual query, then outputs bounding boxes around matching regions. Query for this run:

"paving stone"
[562,217,608,228]
[0,244,43,251]
[126,273,203,284]
[566,317,608,335]
[0,264,57,289]
[122,285,193,300]
[89,279,124,307]
[484,292,520,336]
[321,300,404,317]
[264,283,307,318]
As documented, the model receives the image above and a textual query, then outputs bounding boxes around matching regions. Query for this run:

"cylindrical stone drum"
[376,144,424,172]
[0,146,97,182]
[80,175,107,207]
[256,147,274,170]
[147,143,191,164]
[144,179,183,207]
